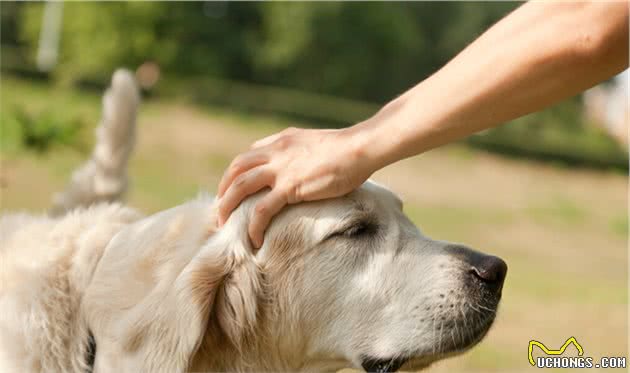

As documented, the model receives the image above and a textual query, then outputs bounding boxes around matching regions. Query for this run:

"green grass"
[130,158,200,207]
[525,195,589,226]
[1,76,100,155]
[468,101,628,171]
[8,71,626,172]
[206,153,233,172]
[404,204,516,241]
[507,262,627,305]
[610,214,629,238]
[462,344,518,370]
[159,74,380,126]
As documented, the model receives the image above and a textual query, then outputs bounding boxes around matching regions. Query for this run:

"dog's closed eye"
[326,220,378,240]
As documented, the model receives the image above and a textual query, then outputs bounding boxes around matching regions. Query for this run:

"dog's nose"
[471,255,507,285]
[444,245,508,291]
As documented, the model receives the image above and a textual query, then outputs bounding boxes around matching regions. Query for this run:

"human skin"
[217,0,629,248]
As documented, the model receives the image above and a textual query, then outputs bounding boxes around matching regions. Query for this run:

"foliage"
[2,106,86,154]
[468,98,628,170]
[0,79,92,154]
[11,2,518,102]
[2,2,626,170]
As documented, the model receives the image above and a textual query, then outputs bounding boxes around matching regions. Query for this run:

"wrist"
[341,101,406,174]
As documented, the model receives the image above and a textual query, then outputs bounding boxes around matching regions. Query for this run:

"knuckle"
[218,203,229,218]
[265,171,275,187]
[254,202,268,215]
[230,152,256,173]
[230,158,246,173]
[284,180,302,204]
[233,173,248,188]
[274,135,291,149]
[294,186,303,203]
[250,139,265,150]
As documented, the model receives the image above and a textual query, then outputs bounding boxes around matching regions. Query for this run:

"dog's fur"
[0,71,506,373]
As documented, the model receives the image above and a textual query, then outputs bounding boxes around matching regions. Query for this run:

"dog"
[0,70,507,373]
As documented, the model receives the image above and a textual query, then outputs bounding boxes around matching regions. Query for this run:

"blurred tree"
[1,2,21,47]
[6,1,626,169]
[16,2,518,101]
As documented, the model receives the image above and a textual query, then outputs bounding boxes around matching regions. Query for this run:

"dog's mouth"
[359,356,436,372]
[359,298,499,372]
[360,356,408,373]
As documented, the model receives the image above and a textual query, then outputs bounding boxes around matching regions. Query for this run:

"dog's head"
[85,181,506,372]
[195,180,507,371]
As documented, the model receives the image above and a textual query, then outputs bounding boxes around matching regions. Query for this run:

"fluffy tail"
[50,69,140,215]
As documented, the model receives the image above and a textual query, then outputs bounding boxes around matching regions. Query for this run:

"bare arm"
[353,0,629,169]
[218,1,629,248]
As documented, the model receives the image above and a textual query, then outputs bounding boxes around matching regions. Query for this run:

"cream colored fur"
[50,69,140,216]
[1,71,503,373]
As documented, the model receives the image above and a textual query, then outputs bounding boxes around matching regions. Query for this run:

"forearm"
[350,0,629,169]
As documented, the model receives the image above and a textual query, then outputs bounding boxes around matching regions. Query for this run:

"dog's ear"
[195,235,262,350]
[183,199,265,371]
[83,201,262,372]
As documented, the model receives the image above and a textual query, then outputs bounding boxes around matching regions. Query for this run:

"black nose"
[444,245,508,292]
[471,255,507,285]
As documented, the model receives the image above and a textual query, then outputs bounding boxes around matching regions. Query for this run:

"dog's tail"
[50,69,140,216]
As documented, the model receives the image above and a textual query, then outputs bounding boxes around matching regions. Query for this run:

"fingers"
[250,127,297,149]
[250,133,283,149]
[249,189,287,248]
[217,151,267,197]
[217,167,274,226]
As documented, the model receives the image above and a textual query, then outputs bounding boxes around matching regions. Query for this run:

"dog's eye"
[342,223,369,237]
[334,221,376,239]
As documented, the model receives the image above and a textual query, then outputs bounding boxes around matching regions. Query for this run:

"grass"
[610,214,629,238]
[1,77,100,155]
[403,204,517,245]
[507,262,626,304]
[525,196,589,226]
[1,75,627,372]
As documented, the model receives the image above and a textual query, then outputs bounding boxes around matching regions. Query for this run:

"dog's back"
[0,204,140,372]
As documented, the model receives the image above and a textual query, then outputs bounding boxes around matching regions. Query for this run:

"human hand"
[217,126,376,248]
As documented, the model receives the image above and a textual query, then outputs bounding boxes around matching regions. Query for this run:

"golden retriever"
[0,70,507,373]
